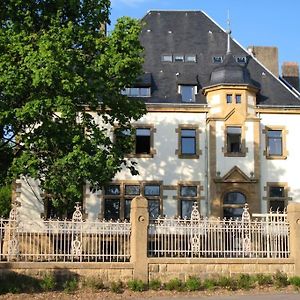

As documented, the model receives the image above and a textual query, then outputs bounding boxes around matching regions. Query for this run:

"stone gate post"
[130,196,149,282]
[287,202,300,276]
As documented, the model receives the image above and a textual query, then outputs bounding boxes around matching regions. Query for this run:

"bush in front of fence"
[1,271,300,295]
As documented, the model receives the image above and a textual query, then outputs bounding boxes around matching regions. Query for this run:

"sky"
[109,0,300,75]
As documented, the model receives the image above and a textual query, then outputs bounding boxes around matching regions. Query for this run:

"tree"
[0,0,146,217]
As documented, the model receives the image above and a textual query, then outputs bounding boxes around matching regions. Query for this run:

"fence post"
[130,196,149,282]
[287,202,300,276]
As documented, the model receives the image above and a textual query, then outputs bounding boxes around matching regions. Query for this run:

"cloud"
[111,0,149,8]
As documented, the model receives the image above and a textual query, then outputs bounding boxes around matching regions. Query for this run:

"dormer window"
[179,85,197,102]
[213,56,223,63]
[236,56,247,64]
[121,87,151,97]
[174,55,184,62]
[185,55,197,62]
[162,54,172,62]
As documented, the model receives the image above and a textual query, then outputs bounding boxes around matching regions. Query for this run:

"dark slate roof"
[207,52,256,88]
[139,10,300,106]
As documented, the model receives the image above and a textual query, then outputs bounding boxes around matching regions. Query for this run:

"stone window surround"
[100,180,163,220]
[113,124,156,158]
[263,125,288,160]
[176,181,203,218]
[222,124,247,157]
[263,182,291,211]
[175,124,202,159]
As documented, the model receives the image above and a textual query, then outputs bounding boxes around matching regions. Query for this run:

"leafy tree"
[0,0,146,217]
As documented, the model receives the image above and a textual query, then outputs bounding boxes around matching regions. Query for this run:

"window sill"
[125,153,155,158]
[178,154,200,159]
[224,152,246,157]
[266,155,287,160]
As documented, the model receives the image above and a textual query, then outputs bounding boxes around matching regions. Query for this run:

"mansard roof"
[139,10,300,106]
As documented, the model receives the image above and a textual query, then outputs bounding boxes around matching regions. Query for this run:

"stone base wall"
[0,262,134,284]
[148,258,295,282]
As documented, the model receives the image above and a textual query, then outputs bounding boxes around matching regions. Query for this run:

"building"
[18,10,300,222]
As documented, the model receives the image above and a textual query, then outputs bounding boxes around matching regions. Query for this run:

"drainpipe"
[204,112,209,217]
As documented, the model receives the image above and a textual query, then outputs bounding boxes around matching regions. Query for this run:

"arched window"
[223,191,246,219]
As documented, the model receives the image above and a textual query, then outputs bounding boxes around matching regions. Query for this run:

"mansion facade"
[18,11,300,221]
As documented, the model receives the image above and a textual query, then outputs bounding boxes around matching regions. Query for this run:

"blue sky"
[110,0,300,75]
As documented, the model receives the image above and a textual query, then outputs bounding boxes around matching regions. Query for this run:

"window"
[179,85,197,102]
[185,55,197,62]
[121,87,151,97]
[235,94,241,104]
[236,56,247,64]
[103,182,162,220]
[264,127,287,159]
[135,128,151,154]
[265,183,289,212]
[174,55,184,62]
[177,126,200,159]
[226,126,242,153]
[213,56,223,63]
[223,191,246,219]
[114,125,155,158]
[161,54,173,62]
[226,94,232,104]
[181,129,196,155]
[178,185,199,218]
[144,184,161,219]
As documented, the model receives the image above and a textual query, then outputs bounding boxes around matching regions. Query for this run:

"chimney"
[247,46,279,77]
[282,62,299,91]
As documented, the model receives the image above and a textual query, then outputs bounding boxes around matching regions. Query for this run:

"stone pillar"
[130,196,149,282]
[287,202,300,276]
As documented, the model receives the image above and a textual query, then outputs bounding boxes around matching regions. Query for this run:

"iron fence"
[148,203,290,258]
[0,204,131,262]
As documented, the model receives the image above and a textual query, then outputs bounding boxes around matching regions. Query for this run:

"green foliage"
[0,185,11,218]
[217,276,238,291]
[185,276,201,291]
[63,278,78,293]
[81,277,104,290]
[127,279,147,292]
[289,276,300,288]
[273,271,289,288]
[202,278,217,290]
[149,279,162,290]
[0,0,146,214]
[255,273,273,286]
[237,274,255,290]
[110,280,123,294]
[40,273,56,291]
[165,278,185,291]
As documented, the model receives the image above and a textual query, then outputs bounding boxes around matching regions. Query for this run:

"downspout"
[204,112,210,216]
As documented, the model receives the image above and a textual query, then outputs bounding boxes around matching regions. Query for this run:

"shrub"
[40,273,56,291]
[149,279,162,290]
[63,278,78,293]
[127,279,147,292]
[237,274,255,290]
[273,271,289,288]
[289,276,300,288]
[110,281,123,294]
[255,273,273,286]
[165,278,185,291]
[217,276,238,291]
[202,278,217,290]
[81,277,104,290]
[185,277,201,291]
[0,185,11,218]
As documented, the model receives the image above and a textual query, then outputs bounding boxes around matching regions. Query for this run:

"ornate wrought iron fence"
[0,204,131,262]
[148,203,290,258]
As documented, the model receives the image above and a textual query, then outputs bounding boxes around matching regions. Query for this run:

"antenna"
[226,9,232,54]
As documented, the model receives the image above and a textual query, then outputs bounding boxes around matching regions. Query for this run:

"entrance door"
[223,191,246,219]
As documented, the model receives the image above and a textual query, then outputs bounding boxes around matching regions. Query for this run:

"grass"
[165,278,185,291]
[149,279,162,290]
[127,279,147,292]
[185,276,201,291]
